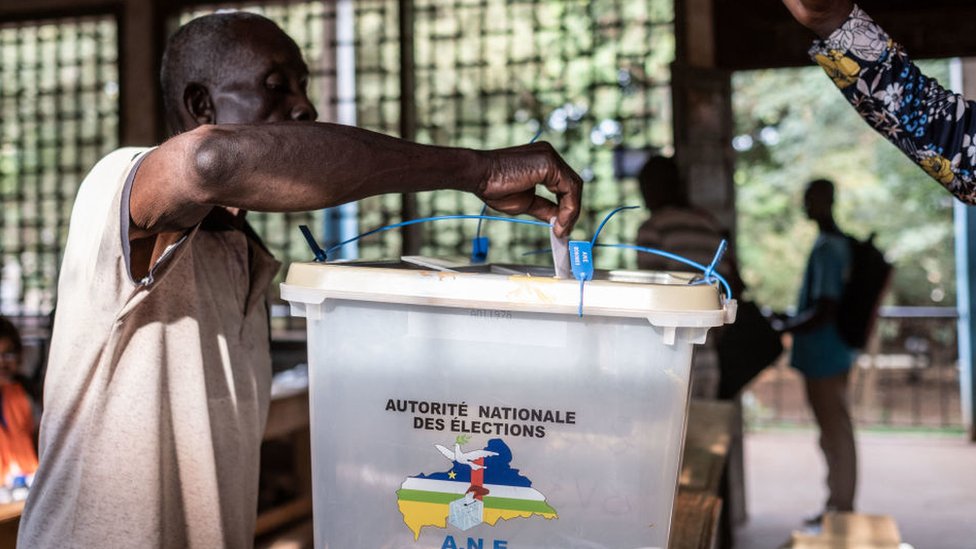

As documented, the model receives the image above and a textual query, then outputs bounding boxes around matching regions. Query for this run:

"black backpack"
[837,233,893,349]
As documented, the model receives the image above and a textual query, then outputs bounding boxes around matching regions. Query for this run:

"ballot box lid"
[281,258,735,328]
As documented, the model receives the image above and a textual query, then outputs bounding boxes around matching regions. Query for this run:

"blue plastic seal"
[299,225,327,262]
[471,236,490,264]
[568,240,594,281]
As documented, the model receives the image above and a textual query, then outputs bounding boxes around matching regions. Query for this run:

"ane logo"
[395,436,558,541]
[441,536,508,549]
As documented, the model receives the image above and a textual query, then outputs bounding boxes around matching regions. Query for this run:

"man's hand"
[478,142,582,238]
[782,0,854,38]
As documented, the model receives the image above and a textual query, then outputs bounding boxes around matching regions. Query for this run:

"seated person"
[0,317,38,489]
[635,156,743,398]
[635,155,739,285]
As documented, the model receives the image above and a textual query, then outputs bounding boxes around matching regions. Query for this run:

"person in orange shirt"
[0,317,38,487]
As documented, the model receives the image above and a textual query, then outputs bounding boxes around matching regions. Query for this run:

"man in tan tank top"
[19,12,581,549]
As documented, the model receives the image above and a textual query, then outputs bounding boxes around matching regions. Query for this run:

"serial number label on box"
[468,309,513,320]
[407,310,567,347]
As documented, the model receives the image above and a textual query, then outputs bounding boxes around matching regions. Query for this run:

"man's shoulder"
[61,147,155,265]
[811,232,853,269]
[815,232,850,252]
[77,147,152,191]
[93,147,153,173]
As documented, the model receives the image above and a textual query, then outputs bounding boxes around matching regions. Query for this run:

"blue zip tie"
[702,240,727,282]
[474,204,489,241]
[568,240,595,317]
[472,204,490,263]
[562,206,637,317]
[515,205,731,315]
[471,235,490,263]
[522,242,733,299]
[299,225,327,262]
[596,243,733,300]
[578,279,585,317]
[325,214,551,257]
[520,206,639,258]
[590,205,640,247]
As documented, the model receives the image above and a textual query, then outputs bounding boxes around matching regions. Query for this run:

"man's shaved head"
[805,178,835,205]
[639,155,689,212]
[160,12,308,133]
[804,178,836,222]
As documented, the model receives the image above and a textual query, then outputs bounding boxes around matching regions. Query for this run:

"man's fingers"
[547,174,582,238]
[487,193,558,232]
[479,143,583,239]
[553,198,578,239]
[489,193,574,238]
[523,195,560,233]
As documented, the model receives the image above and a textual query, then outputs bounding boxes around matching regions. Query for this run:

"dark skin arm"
[781,0,854,38]
[129,122,581,257]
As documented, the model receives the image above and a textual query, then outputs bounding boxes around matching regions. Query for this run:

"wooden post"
[398,0,421,256]
[673,1,743,537]
[672,0,735,234]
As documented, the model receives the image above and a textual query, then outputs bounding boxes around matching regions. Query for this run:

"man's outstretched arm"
[130,122,582,238]
[784,0,976,204]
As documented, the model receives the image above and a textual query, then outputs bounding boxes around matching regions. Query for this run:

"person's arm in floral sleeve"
[785,1,976,204]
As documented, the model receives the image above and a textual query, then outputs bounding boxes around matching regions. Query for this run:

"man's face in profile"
[206,20,318,125]
[803,186,831,222]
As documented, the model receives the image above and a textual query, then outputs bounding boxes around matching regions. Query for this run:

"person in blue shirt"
[780,178,857,522]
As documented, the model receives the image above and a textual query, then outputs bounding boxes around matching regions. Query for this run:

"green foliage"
[380,0,675,264]
[733,62,956,310]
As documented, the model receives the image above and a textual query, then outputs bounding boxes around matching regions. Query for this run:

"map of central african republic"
[396,436,558,539]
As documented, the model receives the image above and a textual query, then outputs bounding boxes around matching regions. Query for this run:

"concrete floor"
[734,429,976,549]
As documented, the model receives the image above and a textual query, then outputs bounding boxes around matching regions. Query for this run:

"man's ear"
[183,83,215,125]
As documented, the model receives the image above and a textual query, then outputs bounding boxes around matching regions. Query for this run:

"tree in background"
[732,62,956,312]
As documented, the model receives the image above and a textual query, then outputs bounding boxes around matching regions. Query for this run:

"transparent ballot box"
[281,260,733,549]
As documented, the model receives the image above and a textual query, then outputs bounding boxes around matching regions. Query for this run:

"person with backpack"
[777,178,857,523]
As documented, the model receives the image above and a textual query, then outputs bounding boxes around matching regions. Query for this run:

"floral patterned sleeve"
[810,5,976,203]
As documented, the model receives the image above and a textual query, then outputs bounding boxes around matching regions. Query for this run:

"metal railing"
[745,306,963,430]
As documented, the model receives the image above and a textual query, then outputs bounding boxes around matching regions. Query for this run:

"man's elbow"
[186,125,238,204]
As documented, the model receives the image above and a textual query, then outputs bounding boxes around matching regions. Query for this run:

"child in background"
[0,317,38,494]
